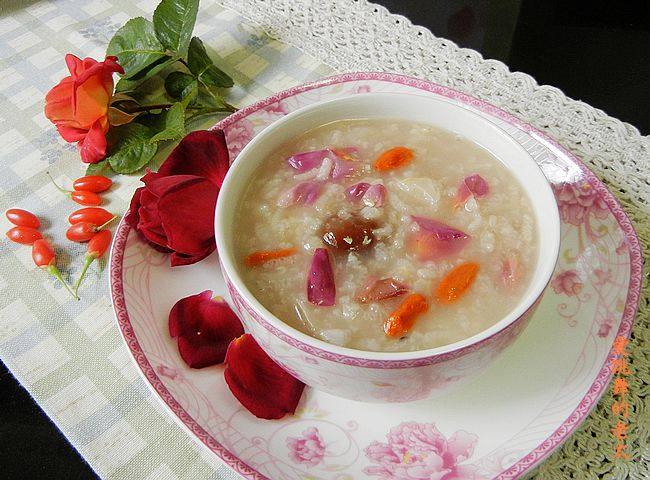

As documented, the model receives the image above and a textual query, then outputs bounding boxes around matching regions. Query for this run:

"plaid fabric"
[0,1,331,478]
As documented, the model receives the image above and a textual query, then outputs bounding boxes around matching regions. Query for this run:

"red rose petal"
[56,124,88,142]
[330,157,357,180]
[224,334,305,419]
[169,290,244,368]
[125,187,143,228]
[136,190,169,248]
[307,248,336,306]
[170,249,213,267]
[286,149,330,172]
[363,183,387,207]
[158,178,218,256]
[345,182,370,202]
[456,173,489,205]
[408,216,470,261]
[277,181,323,207]
[157,130,230,188]
[142,172,202,198]
[78,119,107,164]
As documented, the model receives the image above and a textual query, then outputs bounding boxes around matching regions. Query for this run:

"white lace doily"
[218,1,649,478]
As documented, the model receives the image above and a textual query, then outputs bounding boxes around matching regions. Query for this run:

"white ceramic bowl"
[215,93,560,402]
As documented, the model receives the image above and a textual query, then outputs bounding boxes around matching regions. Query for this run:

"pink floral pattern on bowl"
[110,73,642,480]
[224,119,255,160]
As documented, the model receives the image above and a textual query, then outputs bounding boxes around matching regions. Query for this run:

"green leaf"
[85,160,113,176]
[115,57,176,92]
[180,81,198,107]
[149,103,185,143]
[107,17,168,78]
[165,71,196,99]
[106,123,158,173]
[153,0,199,56]
[187,37,234,88]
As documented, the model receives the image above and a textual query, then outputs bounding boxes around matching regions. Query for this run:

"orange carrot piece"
[436,262,480,304]
[245,247,297,267]
[373,146,414,171]
[383,293,429,337]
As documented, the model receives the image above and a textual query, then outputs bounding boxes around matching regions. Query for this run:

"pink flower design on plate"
[224,119,254,160]
[286,427,326,466]
[552,181,609,236]
[594,268,612,286]
[551,270,583,297]
[355,84,371,93]
[364,422,483,480]
[597,314,616,338]
[156,364,179,380]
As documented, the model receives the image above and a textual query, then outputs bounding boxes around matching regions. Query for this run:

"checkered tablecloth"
[0,1,331,478]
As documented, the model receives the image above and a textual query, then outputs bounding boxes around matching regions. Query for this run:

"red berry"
[6,226,42,245]
[47,172,102,205]
[66,222,97,242]
[32,239,55,267]
[68,207,114,225]
[73,175,112,193]
[5,209,40,228]
[31,239,77,300]
[74,230,113,295]
[88,230,112,258]
[70,190,102,206]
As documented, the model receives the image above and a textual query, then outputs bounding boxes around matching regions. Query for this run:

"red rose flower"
[125,130,230,266]
[45,54,123,164]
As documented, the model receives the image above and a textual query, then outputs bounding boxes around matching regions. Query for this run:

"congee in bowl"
[234,118,537,352]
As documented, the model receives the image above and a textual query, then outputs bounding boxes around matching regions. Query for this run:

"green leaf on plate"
[165,71,197,99]
[107,17,169,79]
[106,123,158,173]
[153,0,199,57]
[149,102,185,143]
[187,37,234,88]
